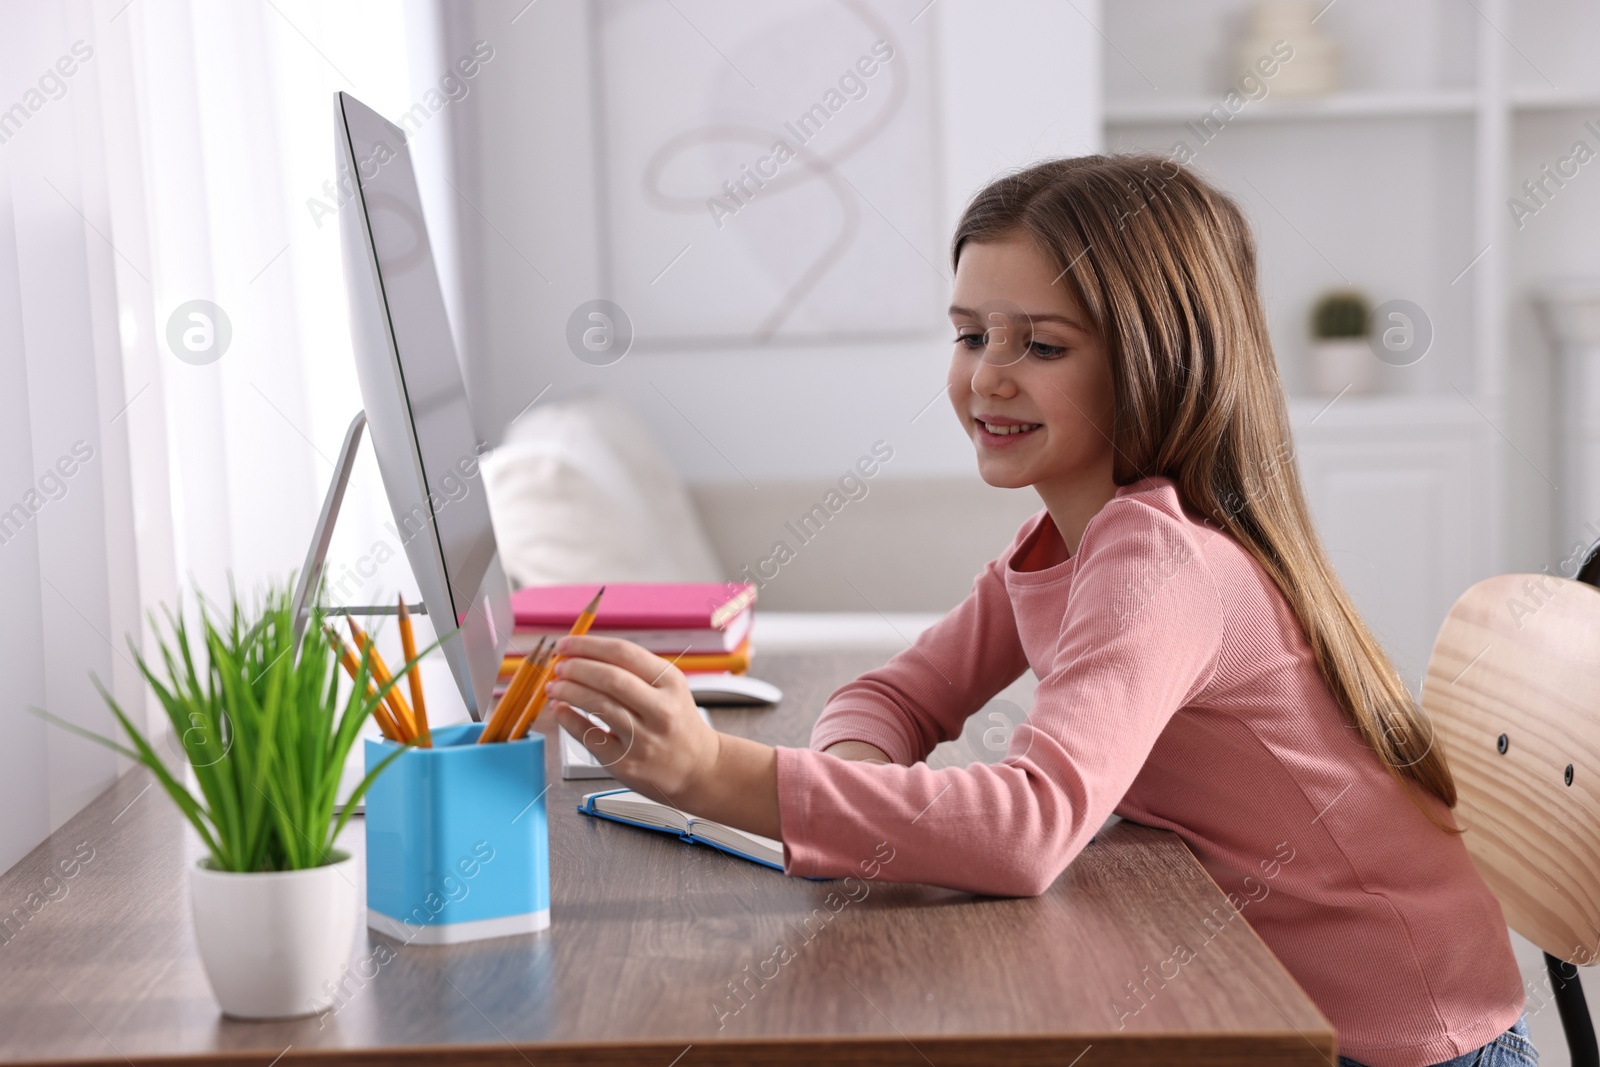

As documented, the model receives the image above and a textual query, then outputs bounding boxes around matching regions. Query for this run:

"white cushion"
[481,392,726,587]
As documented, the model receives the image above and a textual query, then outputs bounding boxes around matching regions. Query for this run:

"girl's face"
[946,233,1117,496]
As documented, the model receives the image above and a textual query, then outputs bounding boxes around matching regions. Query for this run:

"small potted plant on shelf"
[1309,288,1375,396]
[31,583,426,1019]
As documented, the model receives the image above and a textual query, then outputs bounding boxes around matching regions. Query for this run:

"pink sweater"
[773,475,1525,1067]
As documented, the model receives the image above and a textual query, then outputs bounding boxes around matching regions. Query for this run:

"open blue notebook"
[578,789,784,871]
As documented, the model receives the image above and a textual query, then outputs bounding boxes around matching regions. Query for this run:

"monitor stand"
[288,410,428,647]
[290,410,435,816]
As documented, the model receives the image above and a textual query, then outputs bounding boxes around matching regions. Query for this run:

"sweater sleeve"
[776,497,1225,896]
[807,519,1035,765]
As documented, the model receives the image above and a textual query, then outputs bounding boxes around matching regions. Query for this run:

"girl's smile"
[973,414,1043,447]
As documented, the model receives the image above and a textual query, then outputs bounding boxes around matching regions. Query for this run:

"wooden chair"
[1421,568,1600,1067]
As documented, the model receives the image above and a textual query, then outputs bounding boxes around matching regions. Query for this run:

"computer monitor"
[332,90,510,720]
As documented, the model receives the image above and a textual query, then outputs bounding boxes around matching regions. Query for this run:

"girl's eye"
[952,332,1067,358]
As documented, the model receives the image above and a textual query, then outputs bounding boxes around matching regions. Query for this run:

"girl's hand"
[545,635,720,809]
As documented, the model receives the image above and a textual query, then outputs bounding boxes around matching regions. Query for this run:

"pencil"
[327,624,405,742]
[479,638,548,743]
[483,638,549,742]
[397,596,431,748]
[508,587,605,741]
[505,646,557,741]
[363,650,417,744]
[347,617,417,742]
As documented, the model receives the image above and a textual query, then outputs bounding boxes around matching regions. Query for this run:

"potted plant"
[31,583,426,1019]
[1309,288,1375,396]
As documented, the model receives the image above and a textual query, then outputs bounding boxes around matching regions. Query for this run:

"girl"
[544,155,1534,1067]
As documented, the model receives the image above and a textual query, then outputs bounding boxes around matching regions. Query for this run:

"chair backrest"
[1421,573,1600,966]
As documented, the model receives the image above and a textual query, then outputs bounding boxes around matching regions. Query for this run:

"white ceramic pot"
[1309,338,1376,396]
[190,850,359,1019]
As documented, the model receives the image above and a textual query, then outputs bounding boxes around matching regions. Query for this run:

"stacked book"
[501,581,757,682]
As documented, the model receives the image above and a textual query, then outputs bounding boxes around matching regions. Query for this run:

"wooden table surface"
[0,649,1335,1066]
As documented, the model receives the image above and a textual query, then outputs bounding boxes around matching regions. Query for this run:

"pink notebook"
[510,582,756,632]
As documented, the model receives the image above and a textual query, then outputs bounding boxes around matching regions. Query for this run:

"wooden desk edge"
[1173,831,1339,1041]
[8,1031,1337,1067]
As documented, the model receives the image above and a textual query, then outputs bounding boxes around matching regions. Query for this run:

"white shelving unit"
[1098,0,1600,690]
[1104,89,1477,124]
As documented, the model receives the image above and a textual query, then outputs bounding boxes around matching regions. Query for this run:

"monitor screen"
[334,91,510,719]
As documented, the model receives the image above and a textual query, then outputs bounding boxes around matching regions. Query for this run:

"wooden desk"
[0,650,1335,1065]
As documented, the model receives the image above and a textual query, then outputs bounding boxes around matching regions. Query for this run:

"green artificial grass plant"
[31,583,435,872]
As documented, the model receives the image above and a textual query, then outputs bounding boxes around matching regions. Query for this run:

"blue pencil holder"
[363,722,549,944]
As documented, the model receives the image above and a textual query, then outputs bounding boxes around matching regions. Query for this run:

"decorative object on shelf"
[1235,1,1339,98]
[30,583,433,1019]
[1309,289,1375,396]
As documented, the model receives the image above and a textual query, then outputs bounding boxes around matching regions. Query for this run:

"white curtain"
[0,0,464,872]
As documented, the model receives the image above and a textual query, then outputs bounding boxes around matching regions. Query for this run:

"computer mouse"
[684,672,783,706]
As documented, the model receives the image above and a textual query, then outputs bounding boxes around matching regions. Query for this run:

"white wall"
[444,0,1100,482]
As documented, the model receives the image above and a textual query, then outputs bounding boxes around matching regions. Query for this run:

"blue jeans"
[1339,1014,1538,1067]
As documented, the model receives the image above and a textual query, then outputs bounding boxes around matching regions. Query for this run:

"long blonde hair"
[953,154,1457,818]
